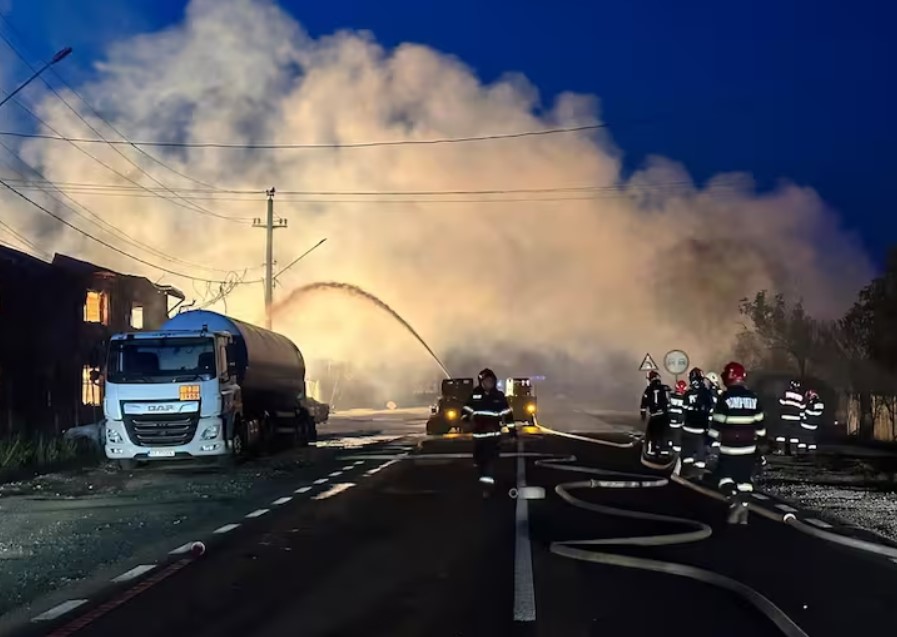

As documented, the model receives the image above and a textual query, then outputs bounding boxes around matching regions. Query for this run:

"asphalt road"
[9,409,897,637]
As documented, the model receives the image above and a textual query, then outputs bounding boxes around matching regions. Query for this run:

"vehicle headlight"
[106,428,122,443]
[526,403,537,414]
[200,424,221,440]
[446,409,457,420]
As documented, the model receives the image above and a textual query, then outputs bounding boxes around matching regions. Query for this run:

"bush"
[0,434,82,471]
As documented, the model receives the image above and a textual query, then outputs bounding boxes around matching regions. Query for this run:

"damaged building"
[0,247,183,436]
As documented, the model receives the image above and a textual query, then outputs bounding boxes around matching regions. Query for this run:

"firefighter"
[462,368,513,495]
[778,380,805,455]
[682,367,713,476]
[668,379,687,455]
[640,370,671,458]
[708,361,766,525]
[705,371,723,457]
[801,390,824,454]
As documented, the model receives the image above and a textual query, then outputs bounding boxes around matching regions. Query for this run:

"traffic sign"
[639,353,659,371]
[664,349,689,375]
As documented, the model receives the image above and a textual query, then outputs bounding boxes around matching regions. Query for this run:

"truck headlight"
[446,409,458,420]
[200,424,221,440]
[106,428,122,443]
[526,403,537,414]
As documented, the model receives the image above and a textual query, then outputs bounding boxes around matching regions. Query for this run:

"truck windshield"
[107,337,216,383]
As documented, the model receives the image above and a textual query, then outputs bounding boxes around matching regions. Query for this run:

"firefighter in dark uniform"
[708,361,766,525]
[640,370,670,458]
[681,367,712,476]
[462,368,513,494]
[801,390,824,454]
[777,380,805,455]
[668,379,687,455]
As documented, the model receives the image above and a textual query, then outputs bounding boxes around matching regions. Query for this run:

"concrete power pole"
[252,187,287,329]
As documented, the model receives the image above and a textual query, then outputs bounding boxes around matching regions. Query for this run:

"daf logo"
[147,404,176,412]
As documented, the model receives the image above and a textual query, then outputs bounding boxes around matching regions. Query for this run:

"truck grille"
[124,414,199,447]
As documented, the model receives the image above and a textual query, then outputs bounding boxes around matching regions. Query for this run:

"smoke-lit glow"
[3,0,873,406]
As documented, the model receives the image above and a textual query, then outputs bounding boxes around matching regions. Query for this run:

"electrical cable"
[0,176,256,284]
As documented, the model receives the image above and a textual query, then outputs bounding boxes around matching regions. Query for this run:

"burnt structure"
[0,247,183,435]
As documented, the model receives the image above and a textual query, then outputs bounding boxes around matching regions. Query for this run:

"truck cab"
[426,377,475,435]
[506,377,538,424]
[103,328,251,468]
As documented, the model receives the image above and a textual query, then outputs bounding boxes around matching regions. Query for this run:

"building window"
[82,366,101,406]
[131,303,144,329]
[84,290,109,325]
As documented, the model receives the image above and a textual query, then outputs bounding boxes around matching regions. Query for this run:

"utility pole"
[252,187,287,329]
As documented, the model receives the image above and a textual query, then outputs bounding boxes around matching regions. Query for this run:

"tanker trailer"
[103,310,315,469]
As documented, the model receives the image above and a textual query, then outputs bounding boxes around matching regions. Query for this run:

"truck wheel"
[426,417,449,436]
[219,420,247,468]
[118,459,137,471]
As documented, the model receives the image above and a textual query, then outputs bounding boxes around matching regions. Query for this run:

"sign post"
[663,349,689,382]
[639,353,659,373]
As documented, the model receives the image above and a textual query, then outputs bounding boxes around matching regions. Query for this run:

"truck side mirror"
[89,369,101,384]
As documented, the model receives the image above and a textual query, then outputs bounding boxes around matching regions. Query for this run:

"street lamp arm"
[0,46,73,110]
[274,238,327,280]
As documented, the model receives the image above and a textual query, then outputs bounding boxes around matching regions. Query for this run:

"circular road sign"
[663,349,689,375]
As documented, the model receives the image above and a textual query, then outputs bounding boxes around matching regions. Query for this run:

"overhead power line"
[0,123,605,150]
[0,176,257,285]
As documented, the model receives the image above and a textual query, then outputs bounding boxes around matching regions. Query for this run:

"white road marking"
[214,524,240,534]
[169,543,194,555]
[313,482,356,500]
[295,486,313,494]
[272,496,293,506]
[806,518,833,529]
[775,504,798,513]
[329,470,344,477]
[514,437,536,622]
[246,508,269,518]
[342,465,355,471]
[751,493,770,500]
[31,600,88,622]
[313,478,329,485]
[353,460,365,466]
[111,564,156,583]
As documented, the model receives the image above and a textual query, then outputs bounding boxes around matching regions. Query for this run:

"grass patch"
[0,434,89,471]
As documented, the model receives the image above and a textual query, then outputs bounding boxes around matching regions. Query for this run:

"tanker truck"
[103,310,317,469]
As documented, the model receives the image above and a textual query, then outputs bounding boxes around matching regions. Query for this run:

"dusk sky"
[2,0,895,267]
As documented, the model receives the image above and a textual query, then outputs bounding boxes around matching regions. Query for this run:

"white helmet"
[706,371,721,386]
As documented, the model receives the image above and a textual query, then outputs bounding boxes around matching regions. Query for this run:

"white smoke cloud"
[5,0,872,405]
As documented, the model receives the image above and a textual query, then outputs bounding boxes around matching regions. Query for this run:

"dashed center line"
[313,478,329,485]
[806,518,834,529]
[169,543,194,555]
[32,600,88,622]
[271,496,293,506]
[214,524,240,534]
[775,503,798,513]
[294,486,313,494]
[111,565,156,583]
[751,493,770,500]
[341,465,355,471]
[246,508,269,518]
[329,470,344,477]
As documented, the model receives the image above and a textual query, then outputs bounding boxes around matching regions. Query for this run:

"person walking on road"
[668,379,687,455]
[681,367,713,476]
[778,380,805,455]
[708,361,766,525]
[640,370,671,458]
[462,368,513,496]
[800,390,824,454]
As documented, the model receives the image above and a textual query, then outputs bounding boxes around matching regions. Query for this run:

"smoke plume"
[3,0,873,406]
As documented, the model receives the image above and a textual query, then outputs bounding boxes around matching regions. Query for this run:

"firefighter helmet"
[646,370,661,382]
[722,361,747,386]
[805,389,818,401]
[706,371,721,387]
[675,379,688,394]
[688,367,704,384]
[789,379,802,391]
[478,368,497,383]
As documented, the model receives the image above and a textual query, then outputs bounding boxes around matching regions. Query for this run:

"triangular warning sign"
[639,353,658,371]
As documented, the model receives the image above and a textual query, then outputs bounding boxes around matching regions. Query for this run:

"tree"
[737,290,822,379]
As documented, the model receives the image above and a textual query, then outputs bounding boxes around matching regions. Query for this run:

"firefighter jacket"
[463,387,513,438]
[708,385,766,456]
[640,381,670,420]
[779,388,804,424]
[683,385,714,434]
[802,396,824,431]
[669,392,685,428]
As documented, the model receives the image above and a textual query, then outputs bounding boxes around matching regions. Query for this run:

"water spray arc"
[272,281,451,378]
